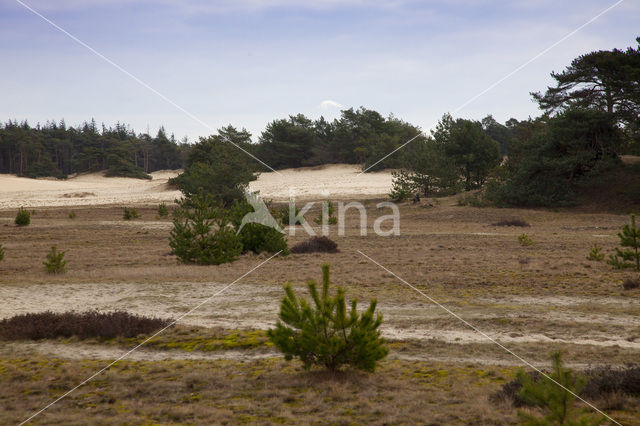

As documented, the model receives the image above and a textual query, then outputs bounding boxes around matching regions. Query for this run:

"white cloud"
[319,99,343,110]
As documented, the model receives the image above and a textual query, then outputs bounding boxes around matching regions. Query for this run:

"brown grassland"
[0,196,639,424]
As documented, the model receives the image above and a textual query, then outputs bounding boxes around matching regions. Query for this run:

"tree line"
[0,119,186,179]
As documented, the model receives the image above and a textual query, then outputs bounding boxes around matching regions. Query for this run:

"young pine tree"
[43,245,67,274]
[268,264,388,372]
[169,195,242,265]
[516,352,603,426]
[607,214,640,271]
[0,244,5,263]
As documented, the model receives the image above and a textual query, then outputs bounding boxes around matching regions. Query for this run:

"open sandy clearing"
[0,164,392,209]
[2,281,638,351]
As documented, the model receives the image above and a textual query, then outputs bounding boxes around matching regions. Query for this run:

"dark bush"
[491,219,530,227]
[157,202,169,217]
[291,236,339,254]
[170,195,243,265]
[492,365,640,407]
[582,365,640,399]
[15,207,30,226]
[0,243,4,263]
[237,223,289,255]
[123,207,140,220]
[623,277,640,290]
[0,310,173,340]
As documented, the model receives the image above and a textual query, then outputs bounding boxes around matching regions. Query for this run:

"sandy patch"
[0,164,392,209]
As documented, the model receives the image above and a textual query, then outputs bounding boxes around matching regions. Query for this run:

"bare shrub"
[0,311,173,341]
[623,277,640,290]
[492,219,530,227]
[290,236,339,254]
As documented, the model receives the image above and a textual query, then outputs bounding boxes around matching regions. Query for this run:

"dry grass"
[0,356,523,425]
[1,199,639,423]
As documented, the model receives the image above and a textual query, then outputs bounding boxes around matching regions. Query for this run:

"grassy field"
[1,197,639,424]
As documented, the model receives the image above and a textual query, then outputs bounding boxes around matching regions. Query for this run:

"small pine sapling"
[15,207,31,226]
[43,245,67,274]
[587,244,604,261]
[516,352,603,425]
[314,201,338,225]
[518,233,534,246]
[268,264,388,372]
[123,207,140,220]
[607,214,640,271]
[157,202,169,217]
[0,244,5,263]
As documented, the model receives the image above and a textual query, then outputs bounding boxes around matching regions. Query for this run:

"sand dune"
[0,164,392,209]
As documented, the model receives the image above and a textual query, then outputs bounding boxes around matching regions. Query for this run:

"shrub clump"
[14,207,31,226]
[492,361,640,413]
[587,244,605,261]
[290,236,339,254]
[268,264,388,372]
[230,200,289,255]
[0,310,173,340]
[623,277,640,290]
[170,195,243,265]
[518,233,534,246]
[0,243,4,263]
[492,219,530,227]
[157,202,169,217]
[43,245,67,274]
[123,207,140,220]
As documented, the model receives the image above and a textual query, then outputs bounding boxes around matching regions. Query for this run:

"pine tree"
[0,244,5,263]
[43,245,67,274]
[607,214,640,271]
[516,352,603,425]
[268,264,388,372]
[169,195,242,265]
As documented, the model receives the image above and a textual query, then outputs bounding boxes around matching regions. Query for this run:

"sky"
[0,0,638,142]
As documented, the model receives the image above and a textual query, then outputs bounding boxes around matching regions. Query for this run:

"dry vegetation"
[1,195,639,424]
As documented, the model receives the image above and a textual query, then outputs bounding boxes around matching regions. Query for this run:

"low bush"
[170,195,243,265]
[14,207,30,226]
[268,264,388,372]
[518,233,534,246]
[43,245,67,274]
[0,310,172,341]
[492,219,530,227]
[493,362,640,412]
[582,365,640,399]
[291,236,339,254]
[587,244,605,261]
[68,211,77,220]
[237,223,289,255]
[229,200,289,255]
[157,202,169,217]
[0,244,4,263]
[623,277,640,290]
[457,193,490,207]
[123,207,140,220]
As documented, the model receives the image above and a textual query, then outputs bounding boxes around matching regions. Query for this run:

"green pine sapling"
[268,264,388,372]
[607,214,640,271]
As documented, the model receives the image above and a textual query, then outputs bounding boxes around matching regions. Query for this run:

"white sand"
[0,164,392,209]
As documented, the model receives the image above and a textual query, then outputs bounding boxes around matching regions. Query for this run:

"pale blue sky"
[1,0,638,141]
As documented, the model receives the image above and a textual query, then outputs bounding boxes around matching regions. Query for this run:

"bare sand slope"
[0,164,392,209]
